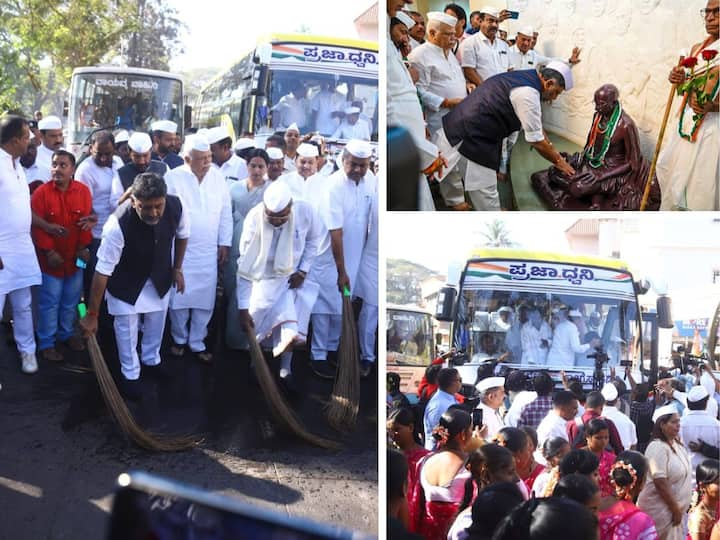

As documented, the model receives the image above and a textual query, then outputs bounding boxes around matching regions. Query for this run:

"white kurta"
[657,38,720,211]
[407,41,467,135]
[331,119,371,141]
[311,90,345,136]
[477,401,504,440]
[387,28,438,211]
[23,162,51,184]
[460,32,510,83]
[277,171,331,205]
[76,157,120,238]
[213,153,248,187]
[521,321,553,365]
[0,149,41,294]
[35,144,57,172]
[546,320,591,367]
[308,169,377,316]
[95,209,190,315]
[165,166,232,310]
[272,95,308,130]
[235,201,321,347]
[508,46,561,70]
[353,187,378,306]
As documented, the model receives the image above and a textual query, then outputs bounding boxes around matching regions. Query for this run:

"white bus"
[66,66,184,155]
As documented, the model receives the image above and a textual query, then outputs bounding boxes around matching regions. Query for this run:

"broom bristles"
[87,335,199,452]
[326,296,360,431]
[247,332,341,450]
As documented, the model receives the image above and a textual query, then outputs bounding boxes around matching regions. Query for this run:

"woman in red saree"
[411,407,477,539]
[599,451,658,540]
[585,418,617,497]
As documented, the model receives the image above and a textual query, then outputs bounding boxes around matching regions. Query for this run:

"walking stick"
[640,56,685,211]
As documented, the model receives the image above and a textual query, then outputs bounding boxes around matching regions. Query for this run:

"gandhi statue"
[531,84,660,211]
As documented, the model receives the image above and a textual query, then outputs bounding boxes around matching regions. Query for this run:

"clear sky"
[168,0,376,71]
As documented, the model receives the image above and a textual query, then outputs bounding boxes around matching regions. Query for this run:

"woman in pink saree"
[599,451,659,540]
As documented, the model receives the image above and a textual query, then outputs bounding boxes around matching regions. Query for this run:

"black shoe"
[360,360,373,379]
[311,360,336,380]
[119,377,143,402]
[278,372,298,396]
[143,362,175,381]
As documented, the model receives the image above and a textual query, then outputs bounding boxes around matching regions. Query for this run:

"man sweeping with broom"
[236,180,321,393]
[80,172,189,402]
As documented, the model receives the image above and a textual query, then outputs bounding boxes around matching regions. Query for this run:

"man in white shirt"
[36,115,64,171]
[423,368,462,450]
[680,385,720,482]
[476,376,506,440]
[460,6,511,86]
[508,26,581,71]
[166,135,232,363]
[311,82,345,136]
[266,147,285,181]
[277,143,327,203]
[21,133,50,188]
[522,308,552,365]
[272,82,308,132]
[236,181,321,386]
[283,124,301,172]
[535,390,579,465]
[601,382,637,450]
[547,307,600,367]
[76,130,121,298]
[207,126,248,187]
[407,12,469,138]
[0,115,41,375]
[331,107,371,141]
[308,140,377,379]
[407,10,427,48]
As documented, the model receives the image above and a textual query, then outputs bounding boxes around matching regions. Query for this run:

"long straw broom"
[86,335,200,452]
[246,331,340,450]
[326,290,360,432]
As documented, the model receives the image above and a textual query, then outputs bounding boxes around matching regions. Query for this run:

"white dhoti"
[250,276,319,357]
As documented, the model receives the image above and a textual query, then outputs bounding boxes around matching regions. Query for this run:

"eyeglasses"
[701,7,719,18]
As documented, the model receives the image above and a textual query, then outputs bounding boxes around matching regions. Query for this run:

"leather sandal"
[40,347,64,362]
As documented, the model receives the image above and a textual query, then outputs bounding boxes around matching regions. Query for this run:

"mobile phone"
[107,471,370,540]
[507,10,520,19]
[75,257,87,269]
[472,408,484,428]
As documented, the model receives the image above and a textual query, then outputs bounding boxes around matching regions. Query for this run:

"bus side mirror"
[656,295,673,328]
[63,100,69,117]
[435,286,456,322]
[251,66,269,97]
[184,105,193,129]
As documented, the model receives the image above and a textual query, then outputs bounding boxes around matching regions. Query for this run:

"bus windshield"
[67,72,183,145]
[387,309,434,368]
[267,70,378,140]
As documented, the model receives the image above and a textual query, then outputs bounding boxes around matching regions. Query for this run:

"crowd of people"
[388,361,720,540]
[0,112,378,398]
[386,0,720,211]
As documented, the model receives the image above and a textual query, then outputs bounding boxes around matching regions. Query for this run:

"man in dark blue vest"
[436,60,577,210]
[150,120,184,169]
[112,132,167,207]
[80,172,189,400]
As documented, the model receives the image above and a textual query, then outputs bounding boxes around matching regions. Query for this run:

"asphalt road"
[0,311,378,539]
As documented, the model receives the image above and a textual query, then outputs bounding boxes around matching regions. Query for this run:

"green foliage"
[479,219,516,248]
[387,259,438,305]
[124,0,185,71]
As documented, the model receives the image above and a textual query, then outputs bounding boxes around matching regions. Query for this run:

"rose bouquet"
[677,49,718,141]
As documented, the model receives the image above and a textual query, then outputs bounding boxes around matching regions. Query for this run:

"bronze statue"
[531,84,660,210]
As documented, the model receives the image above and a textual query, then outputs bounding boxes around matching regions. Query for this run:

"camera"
[587,346,609,365]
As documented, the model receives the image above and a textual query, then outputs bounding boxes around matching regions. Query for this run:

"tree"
[478,219,516,248]
[123,0,185,71]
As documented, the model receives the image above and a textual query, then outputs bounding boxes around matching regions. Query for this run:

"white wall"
[503,0,707,159]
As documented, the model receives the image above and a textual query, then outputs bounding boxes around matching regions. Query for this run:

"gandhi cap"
[396,10,416,29]
[128,132,152,153]
[207,125,231,144]
[234,138,255,151]
[38,115,62,130]
[264,180,292,212]
[479,5,500,18]
[652,404,678,423]
[296,143,319,158]
[286,122,300,134]
[151,120,178,134]
[601,382,618,402]
[545,61,574,91]
[114,129,129,144]
[266,147,284,160]
[427,11,457,27]
[688,385,709,403]
[518,26,535,38]
[476,376,505,393]
[345,139,372,158]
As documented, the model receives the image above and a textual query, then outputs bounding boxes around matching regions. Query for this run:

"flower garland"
[677,43,719,143]
[584,102,623,169]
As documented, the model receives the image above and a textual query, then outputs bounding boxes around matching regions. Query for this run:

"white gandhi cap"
[234,138,255,151]
[545,61,574,91]
[182,134,210,156]
[601,382,618,402]
[264,180,292,212]
[396,10,416,29]
[151,120,178,134]
[652,403,678,423]
[38,115,62,130]
[206,126,231,144]
[114,130,130,144]
[345,139,372,158]
[286,122,300,134]
[266,147,284,160]
[476,376,505,393]
[518,26,535,38]
[296,143,319,158]
[426,11,457,27]
[344,106,361,115]
[479,5,500,18]
[128,132,152,153]
[687,385,709,403]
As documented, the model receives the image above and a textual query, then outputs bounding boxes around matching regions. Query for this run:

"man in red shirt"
[31,150,93,362]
